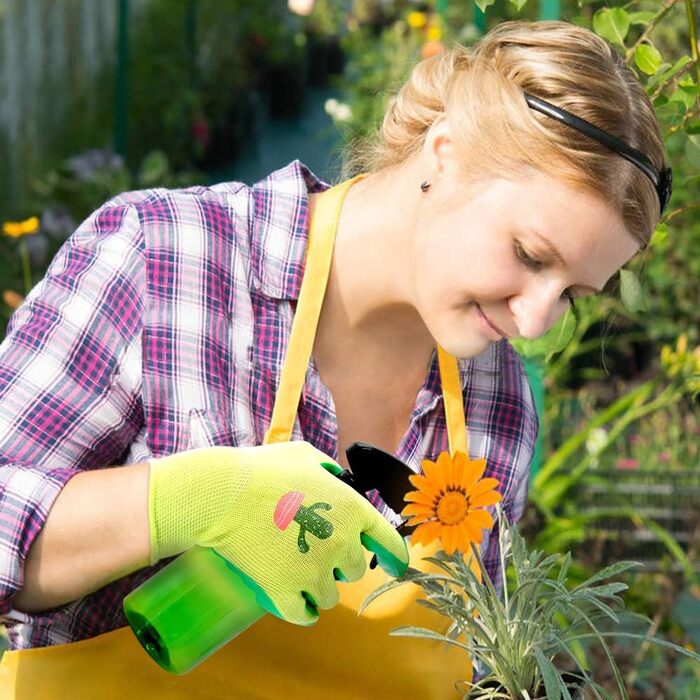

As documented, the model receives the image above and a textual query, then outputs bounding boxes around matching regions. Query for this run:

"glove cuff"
[148,447,241,564]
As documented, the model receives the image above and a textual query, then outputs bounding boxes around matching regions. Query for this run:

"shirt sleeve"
[0,201,146,615]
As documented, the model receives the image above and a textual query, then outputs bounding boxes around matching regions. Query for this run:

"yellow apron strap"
[263,175,364,445]
[437,346,467,456]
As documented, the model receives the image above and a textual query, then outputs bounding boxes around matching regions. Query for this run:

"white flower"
[585,428,608,465]
[334,103,352,122]
[324,98,339,116]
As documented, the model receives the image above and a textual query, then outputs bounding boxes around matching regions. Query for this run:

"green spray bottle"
[123,443,413,674]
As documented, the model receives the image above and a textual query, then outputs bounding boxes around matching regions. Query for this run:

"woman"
[0,19,669,699]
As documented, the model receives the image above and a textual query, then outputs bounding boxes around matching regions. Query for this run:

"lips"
[476,304,509,339]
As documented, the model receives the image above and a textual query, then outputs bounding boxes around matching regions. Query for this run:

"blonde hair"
[346,20,666,245]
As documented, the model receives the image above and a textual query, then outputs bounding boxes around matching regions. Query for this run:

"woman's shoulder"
[93,161,327,292]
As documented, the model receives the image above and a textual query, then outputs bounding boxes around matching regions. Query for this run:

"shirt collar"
[250,160,329,300]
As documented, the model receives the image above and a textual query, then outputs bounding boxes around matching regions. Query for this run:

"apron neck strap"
[437,347,468,456]
[263,176,362,445]
[264,177,468,459]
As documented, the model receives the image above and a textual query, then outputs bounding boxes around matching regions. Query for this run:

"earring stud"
[420,180,431,192]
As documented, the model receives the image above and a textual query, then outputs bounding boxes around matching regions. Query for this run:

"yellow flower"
[402,451,502,555]
[426,24,442,42]
[407,11,427,29]
[660,335,700,394]
[2,217,40,238]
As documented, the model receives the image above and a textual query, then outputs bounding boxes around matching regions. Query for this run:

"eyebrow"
[531,231,603,294]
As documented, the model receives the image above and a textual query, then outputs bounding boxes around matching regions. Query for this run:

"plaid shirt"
[0,161,537,649]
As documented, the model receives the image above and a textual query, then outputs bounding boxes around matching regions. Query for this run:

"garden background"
[0,0,698,696]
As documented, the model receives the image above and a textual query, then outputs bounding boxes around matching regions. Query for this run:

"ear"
[423,114,459,180]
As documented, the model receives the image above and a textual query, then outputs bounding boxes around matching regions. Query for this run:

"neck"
[310,164,435,371]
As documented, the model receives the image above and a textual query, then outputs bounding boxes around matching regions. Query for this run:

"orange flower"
[2,290,24,310]
[402,451,502,555]
[421,40,444,59]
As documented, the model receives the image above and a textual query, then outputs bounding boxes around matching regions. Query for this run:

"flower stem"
[19,241,32,295]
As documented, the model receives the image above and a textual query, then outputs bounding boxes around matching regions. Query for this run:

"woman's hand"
[148,441,409,625]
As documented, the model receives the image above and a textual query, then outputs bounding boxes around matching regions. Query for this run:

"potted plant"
[361,453,700,699]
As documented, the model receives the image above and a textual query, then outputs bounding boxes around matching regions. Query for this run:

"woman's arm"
[12,462,151,613]
[0,200,146,615]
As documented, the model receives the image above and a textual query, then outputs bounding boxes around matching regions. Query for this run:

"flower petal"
[470,490,502,508]
[469,478,500,497]
[402,503,433,518]
[460,518,484,545]
[412,520,442,546]
[435,451,454,489]
[419,457,441,482]
[466,508,494,530]
[403,490,436,507]
[441,526,458,555]
[461,458,487,488]
[407,474,439,498]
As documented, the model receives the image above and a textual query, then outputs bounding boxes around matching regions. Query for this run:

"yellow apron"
[0,177,475,699]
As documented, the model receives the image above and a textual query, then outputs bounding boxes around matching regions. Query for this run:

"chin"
[438,334,495,360]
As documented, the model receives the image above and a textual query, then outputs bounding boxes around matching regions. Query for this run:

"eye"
[514,241,543,272]
[515,241,576,310]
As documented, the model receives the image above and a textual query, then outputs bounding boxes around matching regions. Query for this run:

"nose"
[509,285,566,340]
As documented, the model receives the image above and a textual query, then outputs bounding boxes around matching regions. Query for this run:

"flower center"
[435,489,469,526]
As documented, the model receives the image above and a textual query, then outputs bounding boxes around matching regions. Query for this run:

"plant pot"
[468,671,585,699]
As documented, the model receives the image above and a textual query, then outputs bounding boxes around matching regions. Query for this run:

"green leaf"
[650,222,668,247]
[508,0,528,11]
[592,8,630,47]
[619,269,646,313]
[687,118,700,135]
[567,631,700,664]
[670,85,699,111]
[474,0,496,11]
[628,11,657,25]
[636,515,700,587]
[634,44,663,76]
[685,136,700,170]
[654,99,687,127]
[509,307,576,360]
[647,55,692,93]
[534,647,564,699]
[574,560,641,591]
[138,150,170,187]
[390,626,469,650]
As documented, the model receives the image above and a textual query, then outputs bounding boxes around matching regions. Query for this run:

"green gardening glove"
[148,441,409,626]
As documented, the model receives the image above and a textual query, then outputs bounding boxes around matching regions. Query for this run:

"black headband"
[524,93,672,215]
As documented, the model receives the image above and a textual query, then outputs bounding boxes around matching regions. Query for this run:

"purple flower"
[65,148,124,182]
